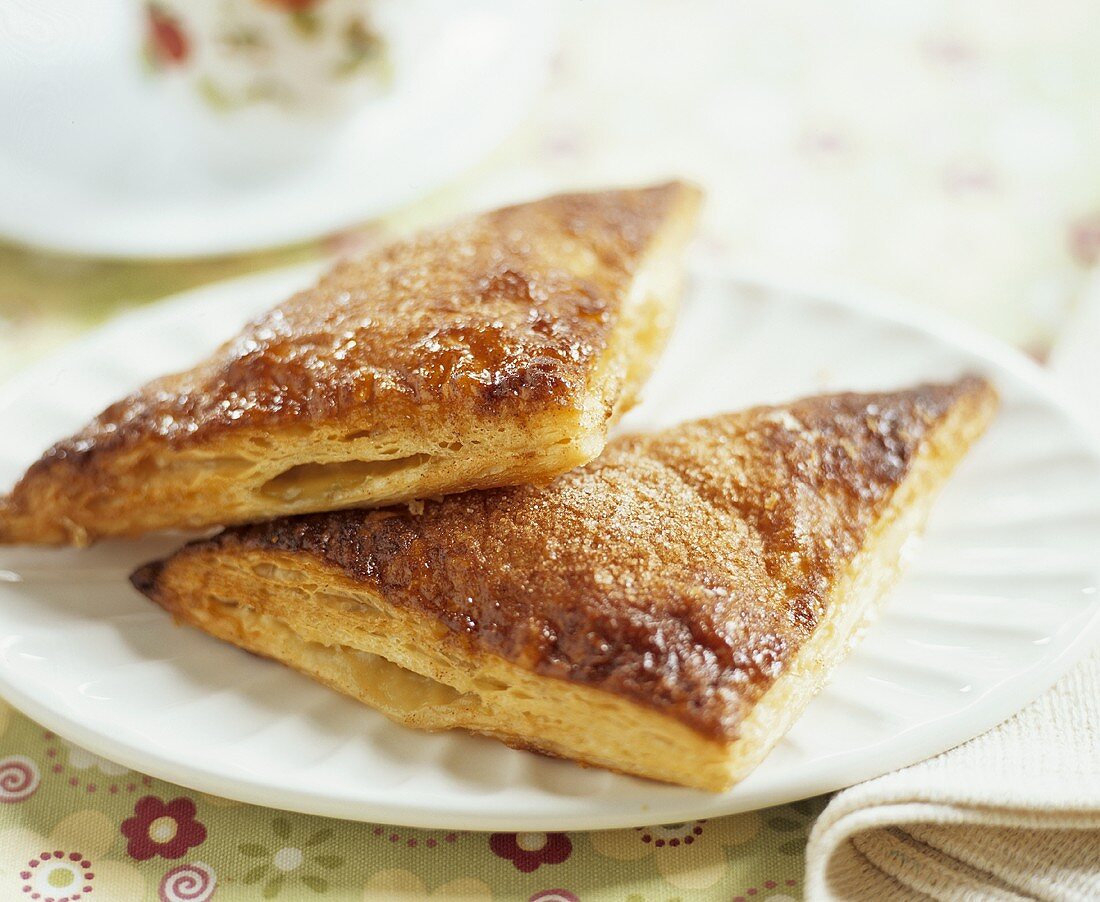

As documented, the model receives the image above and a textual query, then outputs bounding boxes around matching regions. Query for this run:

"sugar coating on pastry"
[0,182,702,545]
[132,376,998,791]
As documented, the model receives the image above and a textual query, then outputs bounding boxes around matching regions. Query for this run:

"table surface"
[1,2,1098,898]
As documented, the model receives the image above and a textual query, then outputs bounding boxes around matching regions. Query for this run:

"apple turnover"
[0,182,701,545]
[132,376,997,790]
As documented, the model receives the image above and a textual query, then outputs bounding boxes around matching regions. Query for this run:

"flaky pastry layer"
[1,182,701,544]
[134,378,998,790]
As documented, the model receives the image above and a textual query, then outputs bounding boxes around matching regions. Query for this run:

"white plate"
[0,1,554,258]
[1,265,1099,831]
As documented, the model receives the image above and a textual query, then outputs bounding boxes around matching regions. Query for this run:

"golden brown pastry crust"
[0,182,702,545]
[133,377,998,787]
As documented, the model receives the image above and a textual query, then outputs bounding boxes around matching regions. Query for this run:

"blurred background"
[2,0,1099,379]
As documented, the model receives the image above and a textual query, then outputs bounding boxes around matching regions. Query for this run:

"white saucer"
[0,265,1098,830]
[0,1,555,258]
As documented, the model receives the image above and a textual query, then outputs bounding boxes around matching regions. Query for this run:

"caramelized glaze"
[30,184,691,472]
[154,377,996,740]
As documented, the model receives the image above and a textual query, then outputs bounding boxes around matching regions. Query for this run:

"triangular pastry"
[132,376,997,790]
[0,182,701,545]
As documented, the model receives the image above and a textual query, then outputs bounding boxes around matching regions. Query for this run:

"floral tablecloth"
[0,698,821,901]
[2,1,1100,899]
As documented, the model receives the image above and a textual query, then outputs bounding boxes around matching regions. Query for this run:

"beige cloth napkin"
[805,284,1100,901]
[805,649,1100,900]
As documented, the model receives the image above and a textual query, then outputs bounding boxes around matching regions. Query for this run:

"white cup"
[142,0,391,179]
